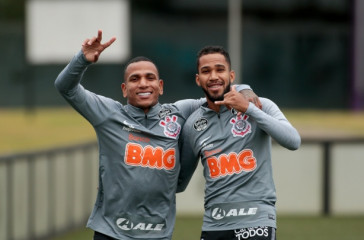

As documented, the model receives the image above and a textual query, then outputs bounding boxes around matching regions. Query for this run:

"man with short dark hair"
[178,45,301,240]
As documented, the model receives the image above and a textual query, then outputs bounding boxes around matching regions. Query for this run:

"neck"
[127,102,153,114]
[142,109,149,114]
[207,99,220,112]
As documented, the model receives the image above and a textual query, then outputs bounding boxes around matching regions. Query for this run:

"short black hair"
[123,56,159,81]
[196,46,231,72]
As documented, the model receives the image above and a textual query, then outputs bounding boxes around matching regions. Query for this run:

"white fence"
[176,138,364,216]
[0,142,98,240]
[1,138,364,240]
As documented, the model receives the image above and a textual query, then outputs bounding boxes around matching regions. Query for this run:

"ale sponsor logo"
[116,217,165,232]
[211,207,258,220]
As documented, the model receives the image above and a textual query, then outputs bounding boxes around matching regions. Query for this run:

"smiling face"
[122,61,163,113]
[196,53,235,104]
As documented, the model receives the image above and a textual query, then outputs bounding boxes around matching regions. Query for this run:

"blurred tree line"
[0,0,354,109]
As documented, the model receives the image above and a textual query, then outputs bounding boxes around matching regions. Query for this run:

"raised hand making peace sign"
[81,30,116,63]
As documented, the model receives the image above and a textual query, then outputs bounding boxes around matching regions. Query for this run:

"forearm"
[177,133,200,193]
[246,101,301,150]
[234,84,251,91]
[54,51,91,94]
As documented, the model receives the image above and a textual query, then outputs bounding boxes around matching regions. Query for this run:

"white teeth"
[138,92,151,96]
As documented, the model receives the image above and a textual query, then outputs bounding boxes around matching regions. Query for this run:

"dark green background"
[0,0,353,109]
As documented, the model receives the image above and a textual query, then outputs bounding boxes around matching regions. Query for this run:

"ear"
[159,79,164,95]
[229,70,235,84]
[195,74,201,86]
[121,83,127,98]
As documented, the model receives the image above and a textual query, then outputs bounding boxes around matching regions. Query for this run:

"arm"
[54,50,90,95]
[174,84,259,117]
[235,84,262,109]
[215,89,300,150]
[55,29,115,93]
[177,123,200,193]
[54,30,118,125]
[245,98,301,150]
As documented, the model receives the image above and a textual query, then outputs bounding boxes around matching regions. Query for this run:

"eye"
[129,76,139,82]
[147,75,157,80]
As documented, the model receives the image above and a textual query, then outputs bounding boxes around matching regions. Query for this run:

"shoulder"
[183,108,206,132]
[187,107,205,122]
[173,98,205,109]
[259,97,274,105]
[96,93,122,105]
[164,99,205,117]
[254,97,285,118]
[259,97,279,109]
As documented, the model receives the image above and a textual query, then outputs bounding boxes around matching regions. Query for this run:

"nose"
[210,70,218,80]
[139,77,148,87]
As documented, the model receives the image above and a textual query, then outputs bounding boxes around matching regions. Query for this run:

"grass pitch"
[0,107,96,154]
[1,107,364,155]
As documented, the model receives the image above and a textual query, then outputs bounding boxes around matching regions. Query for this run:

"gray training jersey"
[178,100,300,231]
[55,51,251,239]
[55,51,204,240]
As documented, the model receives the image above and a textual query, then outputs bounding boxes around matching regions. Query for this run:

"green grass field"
[2,107,364,155]
[2,108,364,240]
[51,215,364,240]
[0,108,96,154]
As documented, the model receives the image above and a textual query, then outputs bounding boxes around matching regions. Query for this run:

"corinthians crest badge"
[159,115,181,139]
[230,114,251,137]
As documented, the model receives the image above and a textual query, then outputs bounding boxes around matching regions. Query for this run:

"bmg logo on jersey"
[125,143,175,170]
[207,149,257,178]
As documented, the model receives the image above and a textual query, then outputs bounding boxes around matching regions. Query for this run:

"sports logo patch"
[193,118,208,131]
[158,108,172,119]
[159,115,181,139]
[230,114,251,137]
[116,215,166,233]
[211,207,258,220]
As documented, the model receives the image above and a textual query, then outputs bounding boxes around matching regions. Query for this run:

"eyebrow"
[145,73,157,78]
[214,64,226,68]
[200,64,226,69]
[128,72,157,79]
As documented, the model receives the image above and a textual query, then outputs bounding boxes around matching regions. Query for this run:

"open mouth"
[137,92,152,96]
[208,82,223,90]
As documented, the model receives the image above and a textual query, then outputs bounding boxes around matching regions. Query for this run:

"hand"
[215,85,250,113]
[240,89,262,109]
[82,30,116,63]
